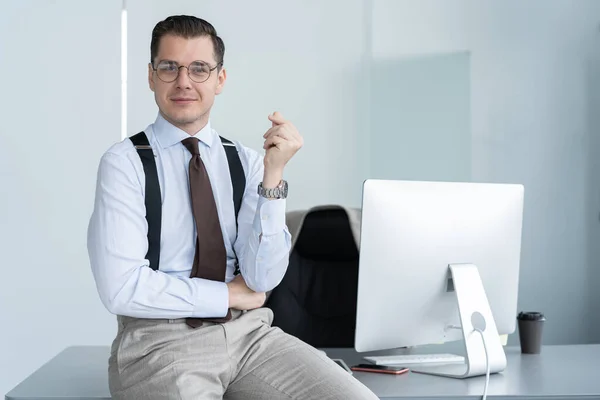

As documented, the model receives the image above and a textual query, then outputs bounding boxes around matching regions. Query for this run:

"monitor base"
[411,263,507,379]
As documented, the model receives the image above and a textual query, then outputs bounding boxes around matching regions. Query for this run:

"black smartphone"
[350,364,409,375]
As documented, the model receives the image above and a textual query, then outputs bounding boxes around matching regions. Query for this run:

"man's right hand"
[226,275,266,310]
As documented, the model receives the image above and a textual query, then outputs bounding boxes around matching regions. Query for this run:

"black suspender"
[130,132,162,271]
[220,136,246,233]
[130,131,246,272]
[219,136,246,276]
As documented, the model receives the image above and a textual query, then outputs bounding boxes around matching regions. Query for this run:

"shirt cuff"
[191,279,229,318]
[253,197,287,236]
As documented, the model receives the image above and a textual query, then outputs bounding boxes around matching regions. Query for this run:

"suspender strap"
[130,131,162,271]
[220,136,246,275]
[220,136,246,228]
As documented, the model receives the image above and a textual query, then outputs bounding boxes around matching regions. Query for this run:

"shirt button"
[262,215,269,221]
[257,257,263,262]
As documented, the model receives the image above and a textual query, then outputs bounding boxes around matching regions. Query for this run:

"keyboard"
[363,353,464,366]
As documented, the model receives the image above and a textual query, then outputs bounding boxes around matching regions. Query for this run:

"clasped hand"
[227,275,266,310]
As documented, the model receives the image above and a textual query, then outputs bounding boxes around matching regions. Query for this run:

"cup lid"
[517,311,546,321]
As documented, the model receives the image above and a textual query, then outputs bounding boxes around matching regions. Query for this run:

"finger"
[268,111,287,125]
[267,128,294,142]
[263,125,279,139]
[263,136,285,149]
[264,124,297,140]
[270,120,299,141]
[263,136,283,149]
[264,125,292,139]
[270,112,284,128]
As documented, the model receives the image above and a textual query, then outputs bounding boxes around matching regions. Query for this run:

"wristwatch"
[257,180,288,199]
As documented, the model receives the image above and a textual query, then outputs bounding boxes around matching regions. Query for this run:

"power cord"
[473,328,490,400]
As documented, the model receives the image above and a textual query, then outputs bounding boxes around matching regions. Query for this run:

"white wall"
[369,52,471,182]
[0,1,121,395]
[587,57,600,343]
[127,0,371,211]
[372,0,600,344]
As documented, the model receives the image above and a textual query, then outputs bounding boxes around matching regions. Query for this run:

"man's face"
[148,34,226,134]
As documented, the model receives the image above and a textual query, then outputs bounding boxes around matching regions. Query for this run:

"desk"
[5,345,600,399]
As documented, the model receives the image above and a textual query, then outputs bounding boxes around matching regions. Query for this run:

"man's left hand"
[262,111,303,186]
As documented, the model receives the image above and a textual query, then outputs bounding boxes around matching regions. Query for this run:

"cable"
[474,328,490,400]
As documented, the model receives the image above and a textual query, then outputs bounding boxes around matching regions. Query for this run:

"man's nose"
[176,66,192,88]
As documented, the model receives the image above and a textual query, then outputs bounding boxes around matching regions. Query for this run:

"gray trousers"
[108,307,378,399]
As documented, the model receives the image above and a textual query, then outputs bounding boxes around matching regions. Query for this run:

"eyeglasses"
[152,60,222,83]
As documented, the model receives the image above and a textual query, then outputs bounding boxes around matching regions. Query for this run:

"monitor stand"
[410,263,507,379]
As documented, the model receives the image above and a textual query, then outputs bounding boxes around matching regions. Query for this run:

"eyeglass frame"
[151,60,223,83]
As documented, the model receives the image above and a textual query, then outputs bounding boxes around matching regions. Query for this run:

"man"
[87,15,377,400]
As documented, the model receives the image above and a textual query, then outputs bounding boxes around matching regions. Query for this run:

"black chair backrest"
[265,207,359,347]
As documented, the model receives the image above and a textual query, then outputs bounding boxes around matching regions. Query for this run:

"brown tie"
[182,137,231,327]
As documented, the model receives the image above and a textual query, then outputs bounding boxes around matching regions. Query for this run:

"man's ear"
[148,63,155,92]
[215,67,227,95]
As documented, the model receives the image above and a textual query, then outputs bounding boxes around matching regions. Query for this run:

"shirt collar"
[152,113,215,149]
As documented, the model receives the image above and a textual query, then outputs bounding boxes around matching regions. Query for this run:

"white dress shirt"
[87,113,291,319]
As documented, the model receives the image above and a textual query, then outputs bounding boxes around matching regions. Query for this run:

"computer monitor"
[354,179,524,378]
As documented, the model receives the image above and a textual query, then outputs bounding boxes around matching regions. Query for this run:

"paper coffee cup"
[517,311,545,354]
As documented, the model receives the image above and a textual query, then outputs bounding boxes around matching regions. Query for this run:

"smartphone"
[331,358,353,374]
[350,364,409,375]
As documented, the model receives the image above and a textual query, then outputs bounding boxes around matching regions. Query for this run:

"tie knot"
[182,137,200,156]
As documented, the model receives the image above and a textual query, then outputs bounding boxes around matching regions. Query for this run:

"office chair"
[265,205,361,348]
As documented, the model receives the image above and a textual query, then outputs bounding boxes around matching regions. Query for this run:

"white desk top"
[326,344,600,399]
[5,344,600,400]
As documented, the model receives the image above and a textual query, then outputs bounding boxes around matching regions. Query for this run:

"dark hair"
[150,15,225,66]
